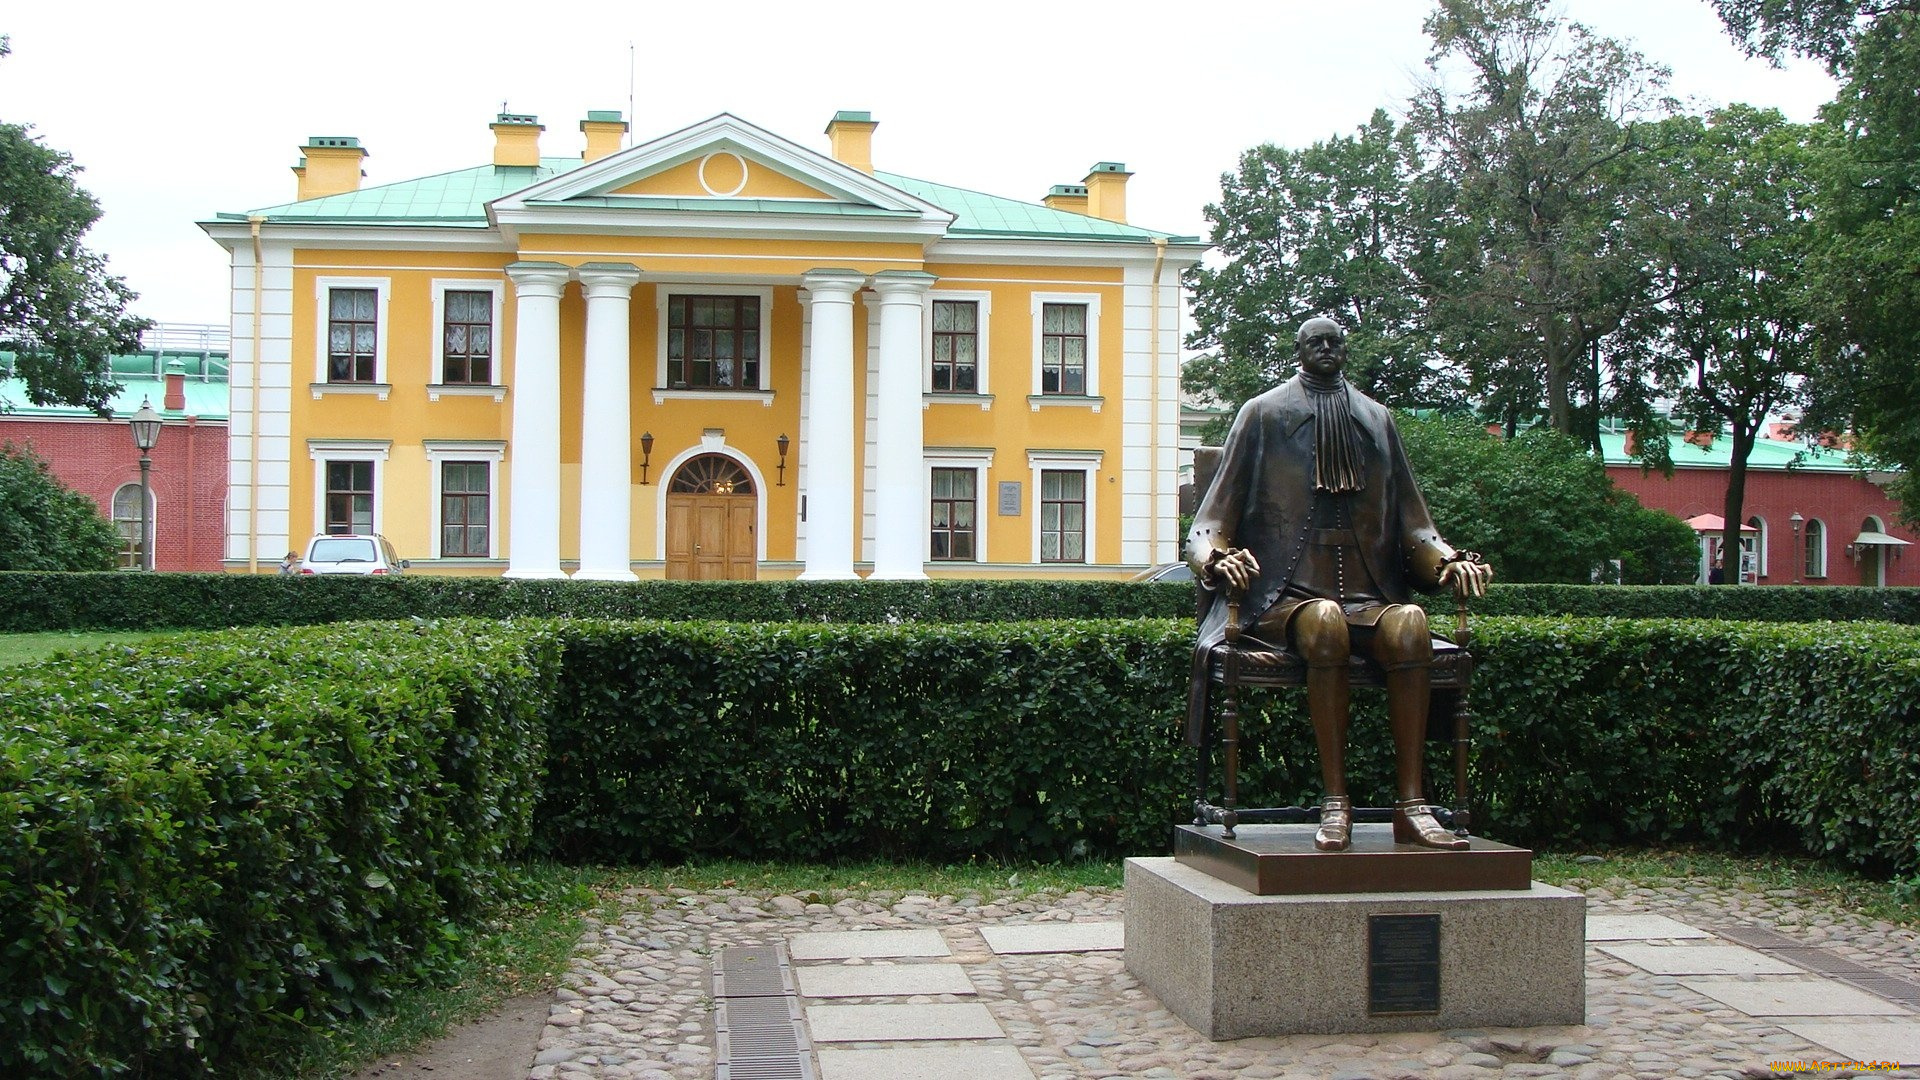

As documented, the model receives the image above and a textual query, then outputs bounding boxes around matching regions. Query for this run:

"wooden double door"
[663,454,757,580]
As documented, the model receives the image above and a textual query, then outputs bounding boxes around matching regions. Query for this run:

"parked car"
[1128,562,1194,583]
[299,534,410,575]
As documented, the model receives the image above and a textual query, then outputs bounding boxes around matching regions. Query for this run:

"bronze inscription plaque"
[1368,913,1441,1015]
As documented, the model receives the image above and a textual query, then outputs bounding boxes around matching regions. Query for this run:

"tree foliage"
[1409,0,1680,449]
[0,442,121,571]
[0,36,149,414]
[1184,110,1457,440]
[1397,413,1699,584]
[1648,107,1823,564]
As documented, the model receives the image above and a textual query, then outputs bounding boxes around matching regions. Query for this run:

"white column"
[503,262,571,579]
[574,262,643,581]
[869,270,936,579]
[799,269,867,580]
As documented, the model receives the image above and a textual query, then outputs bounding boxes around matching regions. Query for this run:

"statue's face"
[1296,321,1347,377]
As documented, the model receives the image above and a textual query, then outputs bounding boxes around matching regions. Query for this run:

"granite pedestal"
[1124,855,1586,1039]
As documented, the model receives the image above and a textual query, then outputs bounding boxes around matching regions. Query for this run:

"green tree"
[1409,0,1679,450]
[0,442,121,571]
[1650,107,1822,574]
[1396,414,1699,583]
[0,36,150,414]
[1714,3,1920,522]
[1183,110,1458,442]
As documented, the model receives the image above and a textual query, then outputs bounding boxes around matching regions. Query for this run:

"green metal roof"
[1598,431,1861,473]
[218,154,1182,243]
[218,158,586,225]
[876,171,1175,242]
[0,350,229,421]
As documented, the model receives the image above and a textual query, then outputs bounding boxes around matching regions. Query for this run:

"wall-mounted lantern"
[776,433,791,487]
[639,431,655,485]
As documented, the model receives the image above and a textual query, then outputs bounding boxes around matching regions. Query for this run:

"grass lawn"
[0,630,166,667]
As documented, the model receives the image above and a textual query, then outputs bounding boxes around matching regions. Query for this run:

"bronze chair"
[1186,446,1477,840]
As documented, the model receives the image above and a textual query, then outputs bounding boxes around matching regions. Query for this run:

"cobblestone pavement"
[527,870,1920,1080]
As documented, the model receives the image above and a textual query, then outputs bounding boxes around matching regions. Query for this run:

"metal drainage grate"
[714,944,815,1080]
[1711,922,1920,1008]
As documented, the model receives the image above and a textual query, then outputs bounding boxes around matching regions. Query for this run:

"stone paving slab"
[1598,942,1806,975]
[795,963,977,998]
[1682,978,1915,1017]
[788,928,951,960]
[816,1045,1035,1080]
[805,1001,1004,1042]
[1779,1021,1920,1066]
[1584,913,1712,940]
[977,922,1123,954]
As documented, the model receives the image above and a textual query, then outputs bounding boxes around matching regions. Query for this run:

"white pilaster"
[503,262,571,580]
[798,269,867,580]
[574,262,643,581]
[869,271,936,579]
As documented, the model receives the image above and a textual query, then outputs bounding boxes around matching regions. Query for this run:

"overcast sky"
[2,1,1837,328]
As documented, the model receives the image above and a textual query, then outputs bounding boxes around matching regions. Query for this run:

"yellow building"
[202,111,1204,579]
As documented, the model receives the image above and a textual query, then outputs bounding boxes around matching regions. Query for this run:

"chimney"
[1623,429,1639,457]
[491,113,544,167]
[294,136,366,200]
[581,110,628,162]
[825,110,877,174]
[1042,184,1089,214]
[1084,161,1131,223]
[163,359,186,412]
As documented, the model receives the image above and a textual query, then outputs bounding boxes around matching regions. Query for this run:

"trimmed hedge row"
[2,570,1918,630]
[533,617,1920,876]
[6,614,1918,1073]
[0,619,557,1077]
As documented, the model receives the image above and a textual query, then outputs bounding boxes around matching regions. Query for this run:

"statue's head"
[1295,317,1348,378]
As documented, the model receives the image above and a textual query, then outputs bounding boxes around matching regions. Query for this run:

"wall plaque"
[998,480,1022,516]
[1368,913,1441,1015]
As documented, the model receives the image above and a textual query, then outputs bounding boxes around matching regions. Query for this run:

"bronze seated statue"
[1185,317,1492,850]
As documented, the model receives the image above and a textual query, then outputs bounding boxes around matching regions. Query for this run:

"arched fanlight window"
[669,454,754,495]
[111,483,147,569]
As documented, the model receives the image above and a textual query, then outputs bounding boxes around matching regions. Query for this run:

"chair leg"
[1222,649,1240,839]
[1193,703,1210,827]
[1451,689,1473,836]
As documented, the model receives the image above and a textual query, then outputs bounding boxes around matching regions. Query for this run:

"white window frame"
[1805,517,1827,579]
[1746,515,1768,579]
[425,440,506,560]
[924,290,992,398]
[111,482,152,570]
[1027,449,1103,564]
[308,439,392,537]
[653,284,776,405]
[1028,292,1102,407]
[429,279,507,402]
[925,447,994,563]
[312,276,392,398]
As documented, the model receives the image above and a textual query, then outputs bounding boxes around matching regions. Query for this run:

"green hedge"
[2,570,1917,631]
[533,617,1920,877]
[0,619,557,1077]
[6,613,1919,1073]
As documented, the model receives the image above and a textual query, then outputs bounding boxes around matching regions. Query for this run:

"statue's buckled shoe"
[1314,795,1352,851]
[1394,799,1468,850]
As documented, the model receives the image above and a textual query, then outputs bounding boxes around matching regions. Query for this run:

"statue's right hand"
[1207,548,1260,593]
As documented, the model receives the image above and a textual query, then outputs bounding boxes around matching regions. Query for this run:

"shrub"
[0,619,557,1076]
[0,443,121,571]
[1,570,1916,632]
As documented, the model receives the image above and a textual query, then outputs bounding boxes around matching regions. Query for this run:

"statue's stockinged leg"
[1377,605,1468,850]
[1293,599,1353,852]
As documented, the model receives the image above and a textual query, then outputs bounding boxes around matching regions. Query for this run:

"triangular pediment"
[489,113,954,235]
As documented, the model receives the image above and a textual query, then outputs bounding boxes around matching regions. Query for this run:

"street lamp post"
[1789,512,1804,585]
[128,397,162,571]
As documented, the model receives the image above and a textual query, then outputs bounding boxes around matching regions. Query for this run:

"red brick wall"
[1608,464,1918,587]
[0,416,228,572]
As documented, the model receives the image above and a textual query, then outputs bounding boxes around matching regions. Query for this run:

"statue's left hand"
[1440,555,1493,599]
